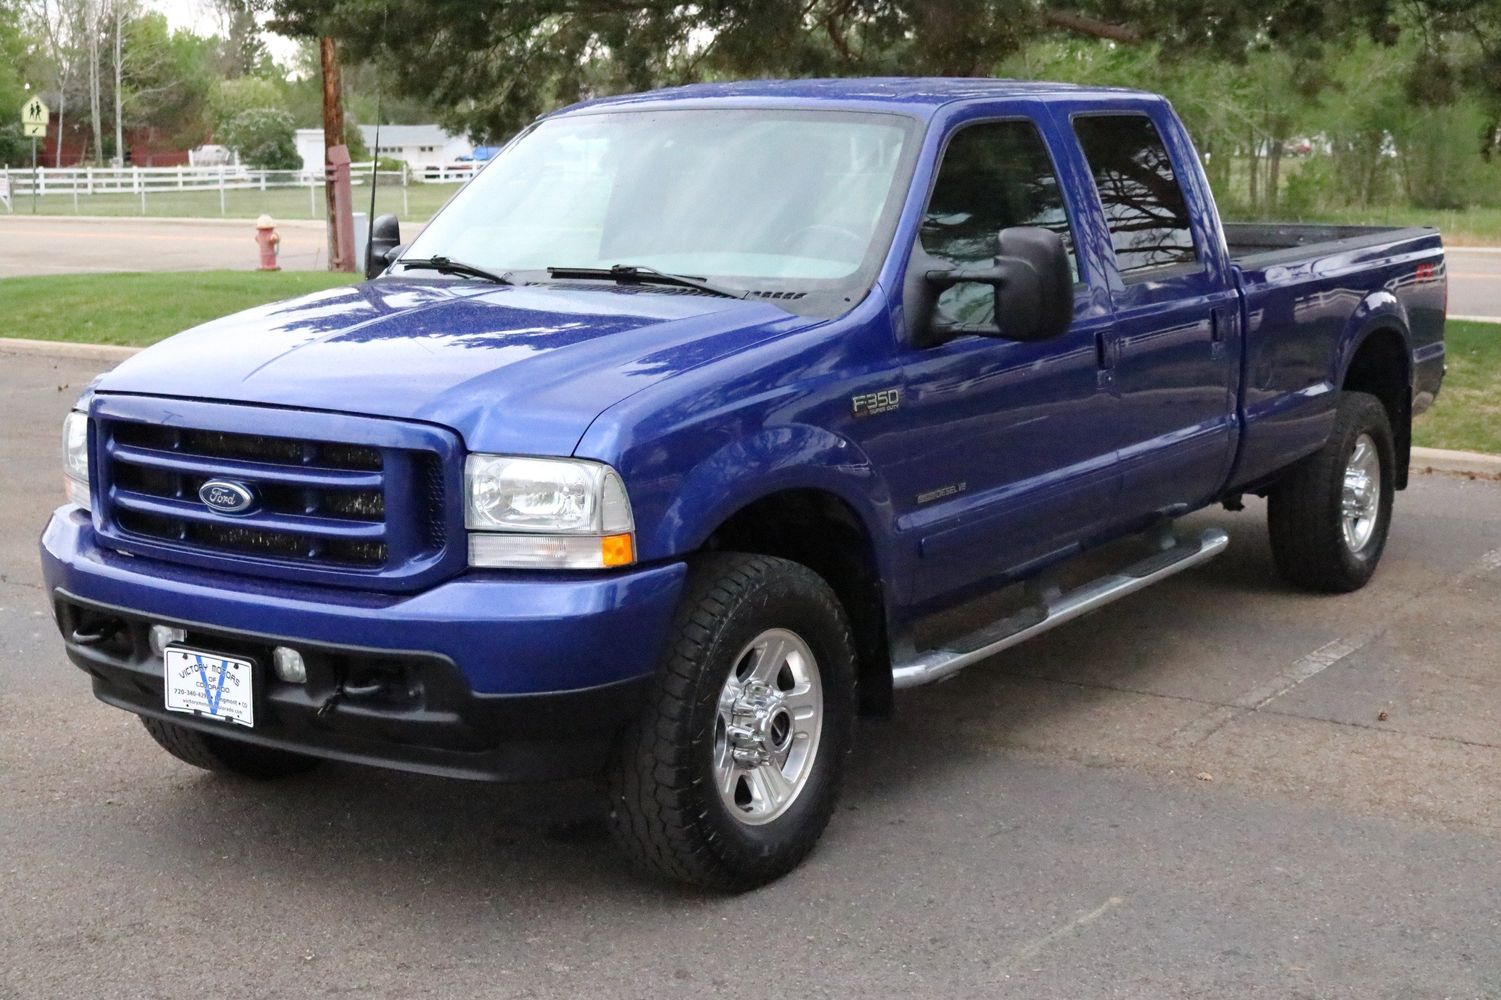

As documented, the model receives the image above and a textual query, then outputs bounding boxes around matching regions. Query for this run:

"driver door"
[886,112,1120,606]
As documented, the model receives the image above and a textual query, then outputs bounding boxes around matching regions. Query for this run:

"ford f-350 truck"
[41,79,1445,889]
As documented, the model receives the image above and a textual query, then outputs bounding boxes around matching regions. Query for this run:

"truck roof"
[557,77,1158,118]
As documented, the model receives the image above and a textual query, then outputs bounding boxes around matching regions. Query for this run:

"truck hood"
[98,279,815,455]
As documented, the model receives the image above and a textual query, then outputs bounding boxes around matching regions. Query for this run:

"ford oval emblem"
[198,480,258,516]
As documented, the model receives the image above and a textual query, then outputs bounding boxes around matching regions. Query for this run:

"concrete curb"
[1449,314,1501,324]
[0,337,139,362]
[1411,446,1501,479]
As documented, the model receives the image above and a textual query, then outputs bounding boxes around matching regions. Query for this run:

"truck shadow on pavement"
[135,506,1313,902]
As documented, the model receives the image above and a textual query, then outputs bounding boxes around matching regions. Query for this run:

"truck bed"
[1223,222,1438,268]
[1224,222,1446,494]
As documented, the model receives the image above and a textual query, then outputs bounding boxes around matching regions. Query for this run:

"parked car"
[42,79,1445,890]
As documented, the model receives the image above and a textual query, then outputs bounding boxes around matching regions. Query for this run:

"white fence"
[0,162,466,215]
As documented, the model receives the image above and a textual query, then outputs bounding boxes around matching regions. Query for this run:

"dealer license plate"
[163,646,255,728]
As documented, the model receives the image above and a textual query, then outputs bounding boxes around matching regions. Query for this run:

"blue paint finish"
[42,508,684,694]
[1227,227,1443,490]
[41,78,1447,754]
[99,280,815,458]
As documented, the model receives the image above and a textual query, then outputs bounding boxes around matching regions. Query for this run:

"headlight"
[464,455,634,569]
[62,410,91,511]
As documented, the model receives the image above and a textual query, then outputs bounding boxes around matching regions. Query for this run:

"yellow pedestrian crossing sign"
[22,97,48,138]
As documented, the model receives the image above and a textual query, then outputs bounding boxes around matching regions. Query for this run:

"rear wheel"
[606,553,856,890]
[1267,391,1395,592]
[140,716,321,779]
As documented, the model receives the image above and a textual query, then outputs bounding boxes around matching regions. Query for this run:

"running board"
[891,527,1230,690]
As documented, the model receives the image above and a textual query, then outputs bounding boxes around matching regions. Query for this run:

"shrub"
[1390,101,1489,210]
[220,108,299,171]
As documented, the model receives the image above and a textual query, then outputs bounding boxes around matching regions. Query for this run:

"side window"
[1072,114,1197,274]
[920,120,1078,330]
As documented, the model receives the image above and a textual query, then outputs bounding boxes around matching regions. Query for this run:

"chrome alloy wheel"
[713,628,824,826]
[1341,432,1382,554]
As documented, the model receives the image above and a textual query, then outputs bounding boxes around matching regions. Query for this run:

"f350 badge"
[851,387,901,418]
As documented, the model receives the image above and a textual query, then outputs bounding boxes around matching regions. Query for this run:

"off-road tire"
[140,716,322,779]
[606,553,857,891]
[1267,390,1395,593]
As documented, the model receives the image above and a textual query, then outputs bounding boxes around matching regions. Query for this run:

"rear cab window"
[920,119,1079,329]
[1071,113,1199,280]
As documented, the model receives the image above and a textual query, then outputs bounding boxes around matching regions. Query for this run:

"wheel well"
[704,490,892,715]
[1343,328,1411,488]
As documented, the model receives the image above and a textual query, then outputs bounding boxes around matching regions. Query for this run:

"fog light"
[272,646,307,684]
[149,625,187,658]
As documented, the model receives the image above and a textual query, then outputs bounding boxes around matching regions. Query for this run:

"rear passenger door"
[1069,110,1239,521]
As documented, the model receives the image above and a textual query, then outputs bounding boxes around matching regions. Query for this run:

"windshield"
[400,108,919,314]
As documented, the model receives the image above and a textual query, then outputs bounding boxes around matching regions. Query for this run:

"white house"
[294,124,473,173]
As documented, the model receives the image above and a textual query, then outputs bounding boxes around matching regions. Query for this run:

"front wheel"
[606,553,857,890]
[1267,390,1396,592]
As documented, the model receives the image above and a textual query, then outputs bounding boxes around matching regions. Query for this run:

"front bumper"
[40,507,687,781]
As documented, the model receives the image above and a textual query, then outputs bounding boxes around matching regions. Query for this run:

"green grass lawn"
[1220,205,1501,247]
[1413,320,1501,456]
[2,270,358,346]
[6,182,457,224]
[3,273,1496,453]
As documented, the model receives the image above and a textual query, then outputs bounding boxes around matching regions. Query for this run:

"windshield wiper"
[396,255,514,285]
[546,264,745,300]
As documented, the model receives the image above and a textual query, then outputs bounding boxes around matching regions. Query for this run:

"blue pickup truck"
[42,79,1445,889]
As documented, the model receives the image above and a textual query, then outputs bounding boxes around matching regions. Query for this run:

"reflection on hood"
[97,279,815,455]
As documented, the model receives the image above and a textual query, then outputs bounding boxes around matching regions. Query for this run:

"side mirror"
[908,226,1074,346]
[366,214,401,279]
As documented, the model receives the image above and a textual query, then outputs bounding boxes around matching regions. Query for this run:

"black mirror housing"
[366,214,402,280]
[990,226,1074,342]
[907,225,1074,346]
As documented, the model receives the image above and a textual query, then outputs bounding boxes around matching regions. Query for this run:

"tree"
[266,0,1501,148]
[220,106,298,167]
[28,0,87,165]
[212,0,270,77]
[266,1,1149,141]
[210,73,284,131]
[0,3,37,165]
[120,12,218,149]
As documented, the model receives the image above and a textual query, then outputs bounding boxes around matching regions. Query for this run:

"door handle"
[1210,307,1229,360]
[1095,330,1115,387]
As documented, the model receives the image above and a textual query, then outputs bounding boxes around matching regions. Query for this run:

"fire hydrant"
[254,214,281,271]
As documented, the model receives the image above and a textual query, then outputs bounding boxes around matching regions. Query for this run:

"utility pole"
[113,1,123,167]
[320,35,355,272]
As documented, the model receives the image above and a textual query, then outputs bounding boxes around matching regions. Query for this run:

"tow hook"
[315,689,343,720]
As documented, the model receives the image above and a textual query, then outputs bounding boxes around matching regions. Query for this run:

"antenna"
[367,86,381,228]
[366,3,387,244]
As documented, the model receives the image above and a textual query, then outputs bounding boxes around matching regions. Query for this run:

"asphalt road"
[3,349,1501,999]
[1,216,1500,318]
[1446,247,1501,318]
[0,216,330,276]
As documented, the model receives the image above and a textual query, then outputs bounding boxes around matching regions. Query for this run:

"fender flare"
[647,422,900,579]
[1333,289,1416,486]
[1333,290,1413,388]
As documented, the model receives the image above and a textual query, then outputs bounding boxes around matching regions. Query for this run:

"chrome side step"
[891,527,1230,690]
